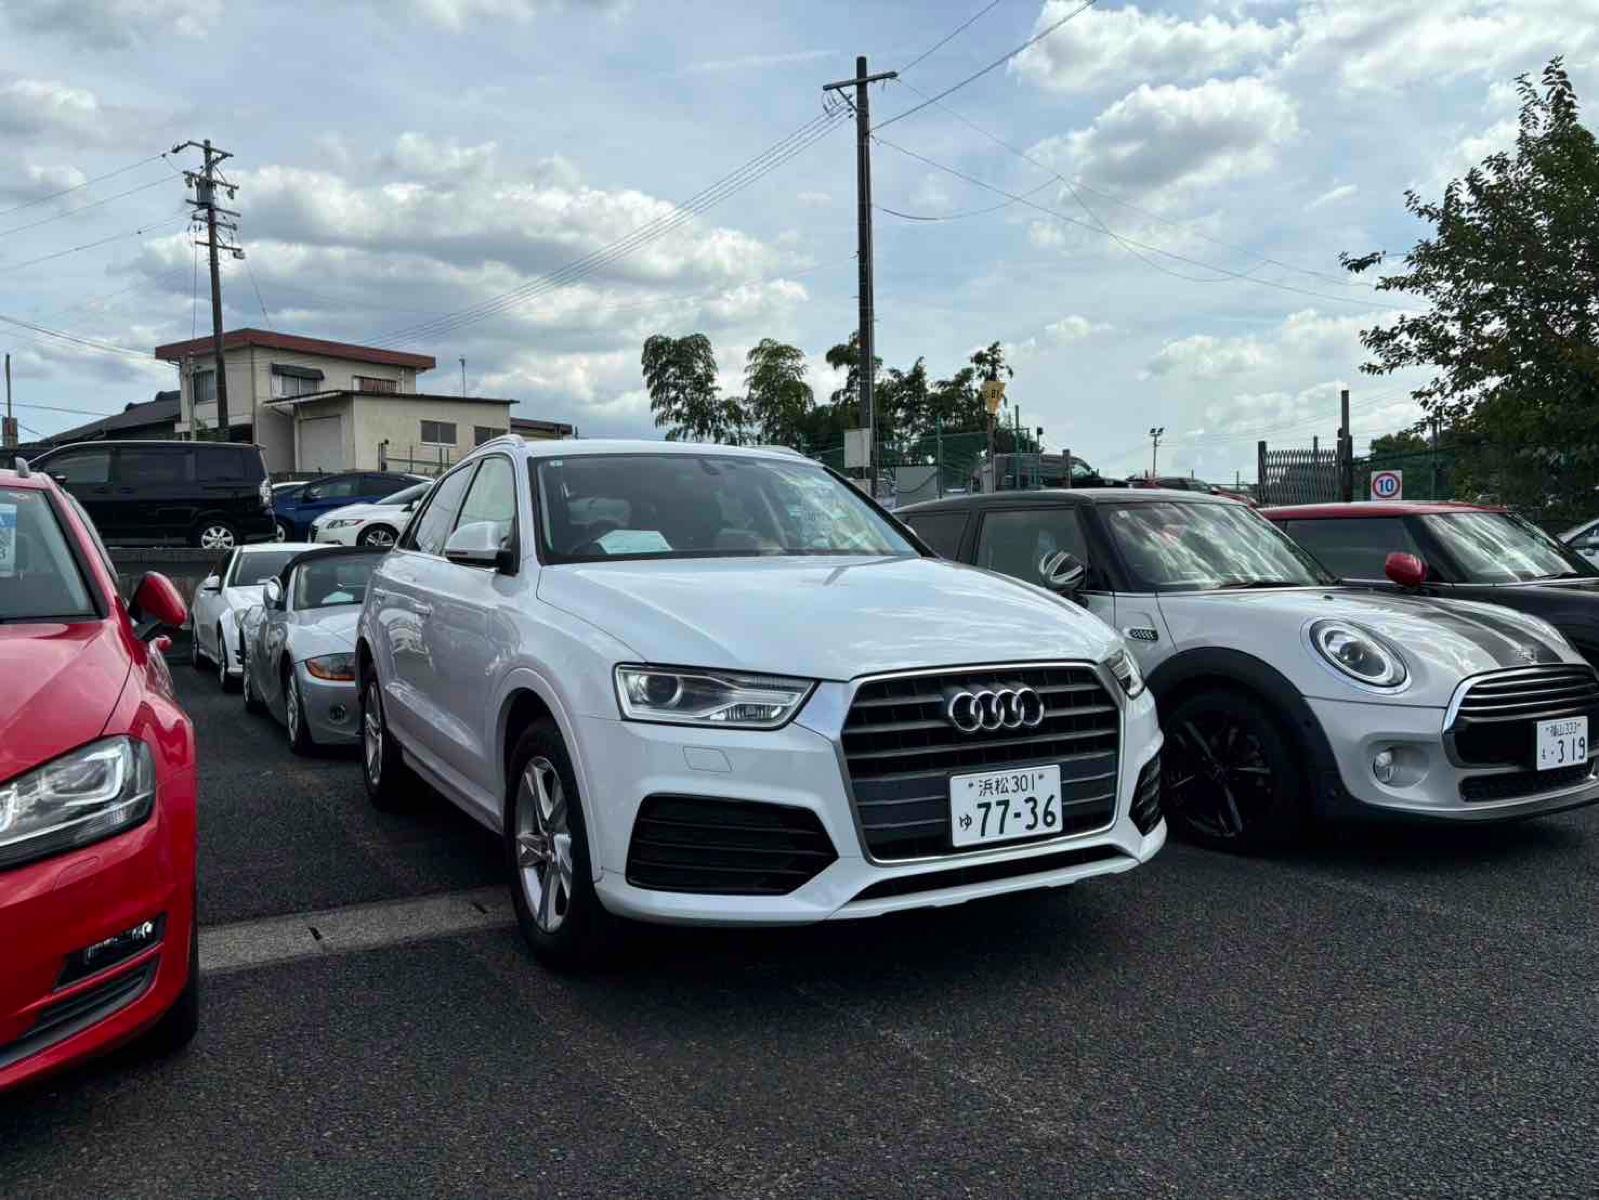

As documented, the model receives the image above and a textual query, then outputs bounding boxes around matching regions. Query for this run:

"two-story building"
[153,329,564,474]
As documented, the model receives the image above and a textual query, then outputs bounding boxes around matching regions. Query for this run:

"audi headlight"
[1311,620,1408,688]
[614,665,815,729]
[0,737,156,870]
[1105,648,1146,698]
[305,653,357,682]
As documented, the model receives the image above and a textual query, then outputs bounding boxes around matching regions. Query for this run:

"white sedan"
[310,480,430,547]
[190,542,317,689]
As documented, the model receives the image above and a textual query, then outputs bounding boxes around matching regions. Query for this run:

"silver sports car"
[239,546,381,753]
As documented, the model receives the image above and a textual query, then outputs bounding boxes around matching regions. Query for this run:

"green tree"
[641,333,745,443]
[1368,430,1429,456]
[742,338,814,447]
[824,331,881,409]
[970,341,1014,385]
[879,356,930,444]
[1343,59,1599,519]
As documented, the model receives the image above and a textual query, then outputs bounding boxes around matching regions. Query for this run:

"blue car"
[271,471,423,540]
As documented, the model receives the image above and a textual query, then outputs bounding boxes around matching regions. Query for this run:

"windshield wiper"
[1210,579,1310,590]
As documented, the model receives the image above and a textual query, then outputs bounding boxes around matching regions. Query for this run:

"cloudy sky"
[2,0,1596,480]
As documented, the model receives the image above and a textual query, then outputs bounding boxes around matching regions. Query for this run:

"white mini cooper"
[902,489,1599,849]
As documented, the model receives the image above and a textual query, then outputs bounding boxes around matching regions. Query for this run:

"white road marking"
[200,887,515,976]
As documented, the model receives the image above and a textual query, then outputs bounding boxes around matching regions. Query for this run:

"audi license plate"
[949,765,1062,848]
[1536,716,1588,771]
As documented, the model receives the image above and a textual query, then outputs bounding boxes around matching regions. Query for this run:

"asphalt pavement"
[4,657,1599,1198]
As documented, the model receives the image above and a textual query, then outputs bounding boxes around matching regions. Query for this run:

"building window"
[420,420,457,447]
[354,375,399,394]
[193,370,216,406]
[474,426,507,446]
[271,373,319,399]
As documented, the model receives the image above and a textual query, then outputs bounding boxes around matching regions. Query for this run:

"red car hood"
[0,621,131,784]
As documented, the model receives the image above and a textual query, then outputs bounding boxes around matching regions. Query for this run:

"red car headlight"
[0,736,156,870]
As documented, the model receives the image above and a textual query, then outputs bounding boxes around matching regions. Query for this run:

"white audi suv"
[355,438,1165,964]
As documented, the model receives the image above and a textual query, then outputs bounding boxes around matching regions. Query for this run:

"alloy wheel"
[362,680,383,786]
[1164,716,1275,842]
[360,527,396,548]
[199,524,236,550]
[286,675,302,742]
[514,756,574,934]
[216,627,228,688]
[273,521,288,542]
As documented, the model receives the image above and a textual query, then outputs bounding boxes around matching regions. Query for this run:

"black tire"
[192,520,237,551]
[1162,688,1308,852]
[216,626,239,692]
[360,671,417,811]
[190,633,209,670]
[284,666,315,755]
[241,646,265,714]
[274,519,291,542]
[357,524,398,548]
[140,906,199,1057]
[505,720,623,970]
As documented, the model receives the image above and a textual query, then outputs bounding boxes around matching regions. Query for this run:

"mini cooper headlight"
[614,666,815,729]
[0,736,156,870]
[1311,620,1408,688]
[1104,648,1146,698]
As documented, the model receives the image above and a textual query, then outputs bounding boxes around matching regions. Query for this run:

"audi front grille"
[1449,665,1599,767]
[841,663,1121,861]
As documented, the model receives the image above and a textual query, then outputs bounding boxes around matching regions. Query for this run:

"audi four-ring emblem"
[945,686,1046,733]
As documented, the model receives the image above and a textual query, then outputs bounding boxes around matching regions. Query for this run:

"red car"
[0,461,197,1091]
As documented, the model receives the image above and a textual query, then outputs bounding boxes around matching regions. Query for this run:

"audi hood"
[1158,587,1584,705]
[537,555,1122,681]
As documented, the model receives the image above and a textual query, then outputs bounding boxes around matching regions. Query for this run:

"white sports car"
[190,542,317,690]
[309,481,430,547]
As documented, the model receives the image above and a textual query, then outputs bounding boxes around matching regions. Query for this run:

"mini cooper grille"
[1131,755,1162,835]
[625,795,837,896]
[843,664,1121,860]
[1450,665,1599,767]
[1460,761,1597,803]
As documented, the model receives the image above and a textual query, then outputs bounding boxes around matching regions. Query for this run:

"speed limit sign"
[1370,469,1403,500]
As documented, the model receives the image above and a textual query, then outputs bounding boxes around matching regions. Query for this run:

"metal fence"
[1256,440,1349,506]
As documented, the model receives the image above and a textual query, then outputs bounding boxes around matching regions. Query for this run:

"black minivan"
[31,440,276,549]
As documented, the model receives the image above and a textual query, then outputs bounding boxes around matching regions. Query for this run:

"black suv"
[31,440,275,549]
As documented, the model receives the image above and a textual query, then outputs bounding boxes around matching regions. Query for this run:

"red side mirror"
[131,572,188,640]
[1385,552,1427,589]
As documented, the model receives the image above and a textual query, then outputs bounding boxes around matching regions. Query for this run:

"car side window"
[903,512,967,559]
[216,550,237,585]
[117,446,193,486]
[976,509,1092,588]
[1284,518,1421,579]
[405,465,476,556]
[47,448,112,484]
[453,456,517,550]
[197,446,245,482]
[366,474,409,497]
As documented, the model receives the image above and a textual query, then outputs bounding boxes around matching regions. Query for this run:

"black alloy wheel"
[1162,689,1305,852]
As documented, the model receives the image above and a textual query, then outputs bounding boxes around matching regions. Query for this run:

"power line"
[870,133,1414,312]
[370,107,850,348]
[874,0,1097,131]
[0,175,174,239]
[0,211,190,275]
[0,311,152,361]
[876,178,1056,221]
[892,77,1378,293]
[0,152,169,219]
[898,0,1006,74]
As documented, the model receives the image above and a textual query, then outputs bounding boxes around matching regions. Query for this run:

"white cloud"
[3,0,219,48]
[1147,308,1384,381]
[685,49,834,74]
[1045,314,1112,342]
[399,0,620,32]
[0,79,101,139]
[1306,182,1356,210]
[795,191,831,208]
[0,162,87,202]
[1013,2,1294,94]
[1148,332,1270,380]
[1032,77,1299,203]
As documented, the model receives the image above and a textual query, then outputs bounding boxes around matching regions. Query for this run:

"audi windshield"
[532,453,917,563]
[1103,499,1334,592]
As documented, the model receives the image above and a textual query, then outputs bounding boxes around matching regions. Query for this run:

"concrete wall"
[352,396,515,473]
[108,547,227,632]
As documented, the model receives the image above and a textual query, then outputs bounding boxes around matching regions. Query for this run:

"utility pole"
[175,140,241,440]
[1148,426,1165,481]
[1430,414,1441,499]
[824,56,896,499]
[459,357,467,397]
[1337,387,1353,501]
[3,353,15,449]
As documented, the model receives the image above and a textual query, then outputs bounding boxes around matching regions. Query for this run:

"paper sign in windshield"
[597,529,672,555]
[0,504,16,577]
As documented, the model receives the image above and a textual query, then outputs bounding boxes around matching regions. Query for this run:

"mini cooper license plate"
[1536,716,1588,771]
[949,766,1062,848]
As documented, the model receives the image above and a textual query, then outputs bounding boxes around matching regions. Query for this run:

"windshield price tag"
[0,504,16,577]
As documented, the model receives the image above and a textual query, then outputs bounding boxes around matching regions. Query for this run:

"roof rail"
[474,433,525,454]
[13,456,30,478]
[751,444,805,457]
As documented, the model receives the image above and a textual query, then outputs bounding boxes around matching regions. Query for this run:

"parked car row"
[8,435,1599,1091]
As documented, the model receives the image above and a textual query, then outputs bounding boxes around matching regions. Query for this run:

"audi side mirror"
[1384,552,1427,589]
[1039,550,1087,594]
[445,521,515,573]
